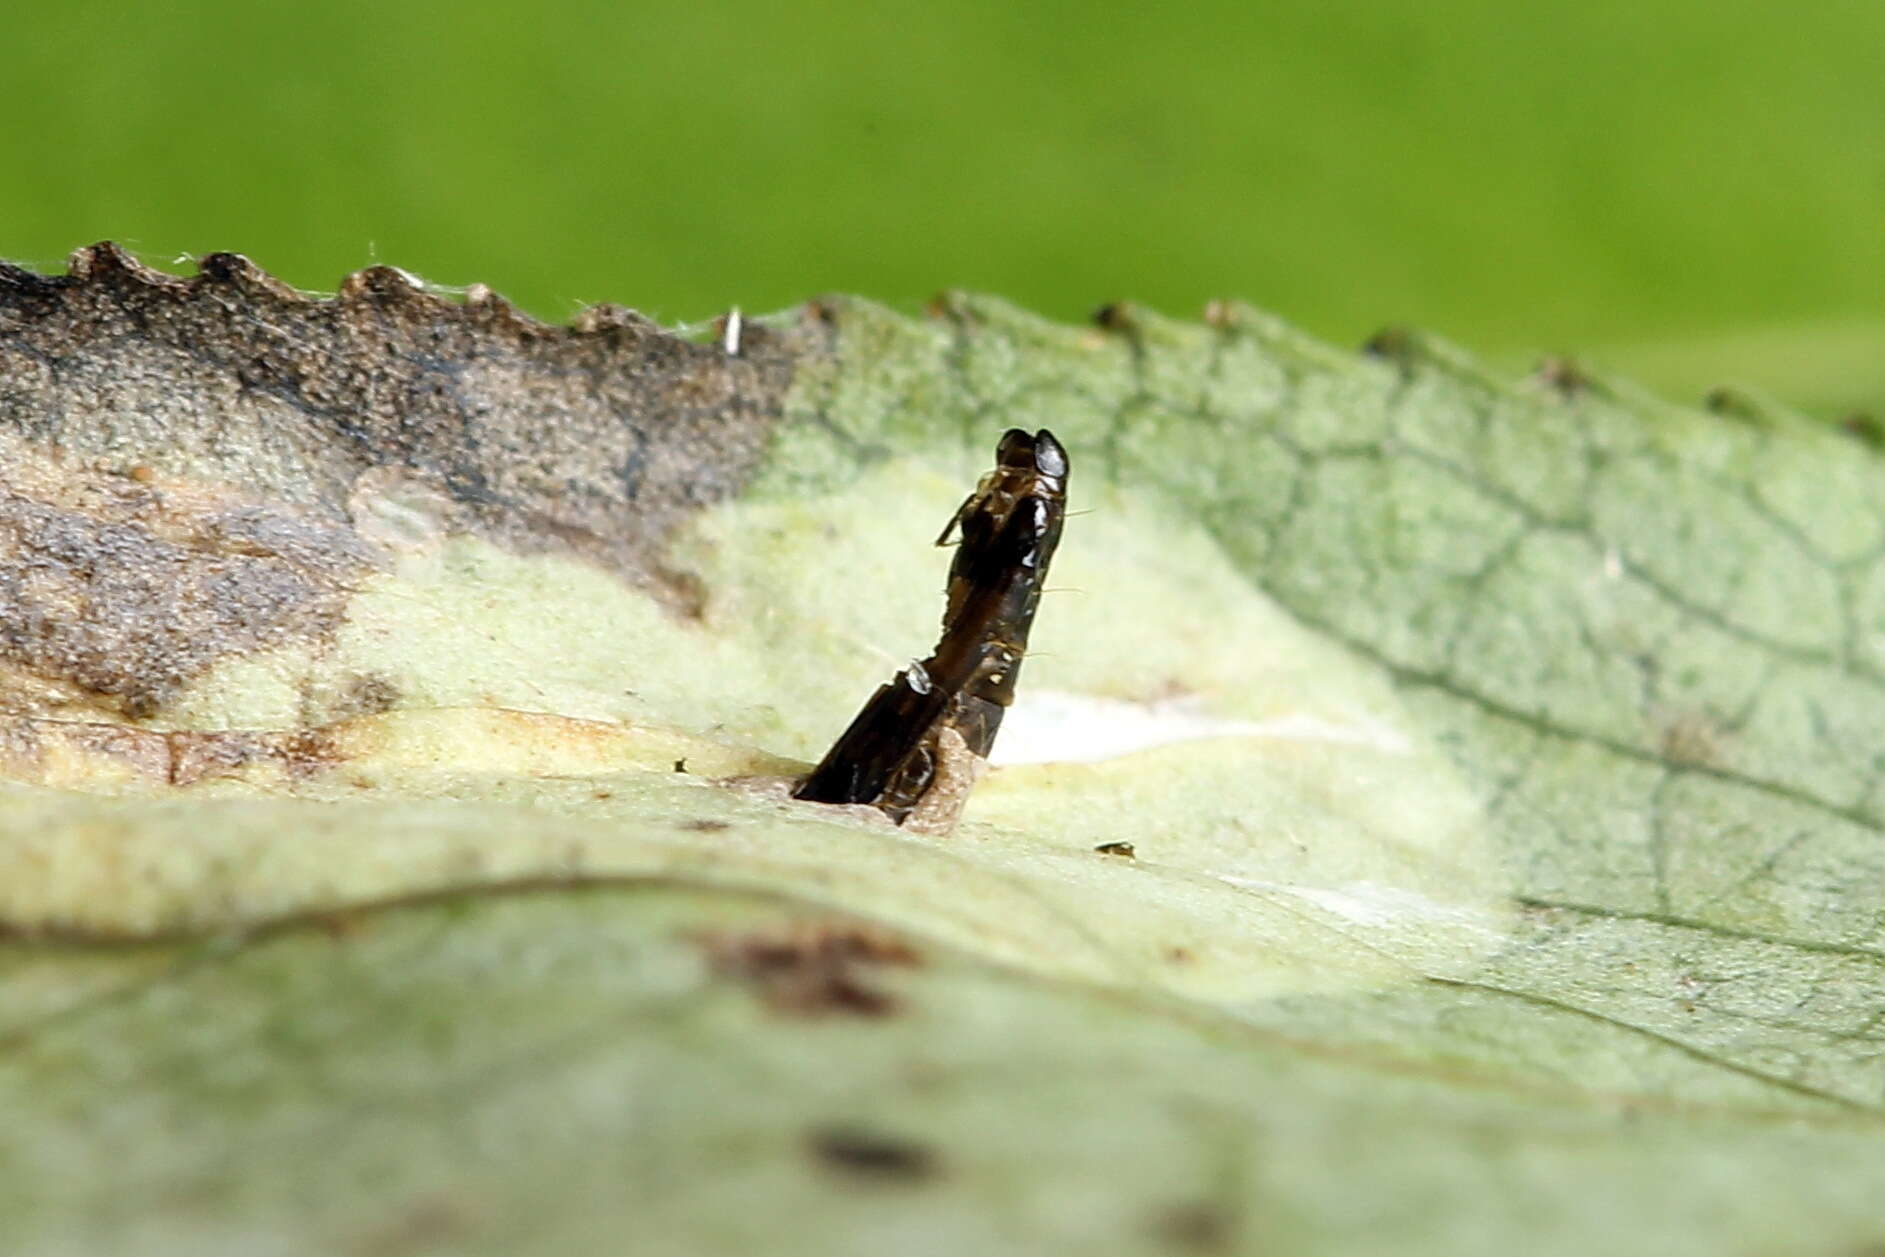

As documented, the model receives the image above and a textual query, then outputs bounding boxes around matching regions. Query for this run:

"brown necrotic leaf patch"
[0,450,374,718]
[0,243,810,722]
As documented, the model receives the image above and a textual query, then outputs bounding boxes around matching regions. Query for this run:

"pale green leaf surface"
[6,295,1885,1255]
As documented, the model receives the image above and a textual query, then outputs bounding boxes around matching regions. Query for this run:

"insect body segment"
[795,429,1069,826]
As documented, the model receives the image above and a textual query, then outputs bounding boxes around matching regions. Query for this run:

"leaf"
[4,252,1885,1256]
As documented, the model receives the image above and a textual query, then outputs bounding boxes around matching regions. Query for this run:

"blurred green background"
[8,0,1883,414]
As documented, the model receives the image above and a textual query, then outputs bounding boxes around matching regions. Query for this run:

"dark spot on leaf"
[806,1125,939,1183]
[1361,324,1415,363]
[317,910,372,941]
[673,758,687,773]
[654,564,710,620]
[1533,354,1591,399]
[677,818,731,832]
[1150,1200,1236,1253]
[159,727,344,786]
[333,673,402,720]
[1095,841,1137,858]
[1166,946,1195,965]
[923,290,975,327]
[279,728,346,778]
[350,1192,477,1257]
[1703,386,1770,426]
[1840,413,1884,450]
[1092,301,1137,332]
[1657,709,1727,769]
[698,921,922,1017]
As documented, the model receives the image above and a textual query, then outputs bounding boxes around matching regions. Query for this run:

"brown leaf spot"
[1656,708,1727,770]
[317,910,373,941]
[1150,1200,1237,1253]
[332,673,402,720]
[0,714,356,788]
[1841,413,1885,450]
[1533,354,1592,400]
[698,921,922,1017]
[349,1192,477,1257]
[164,727,344,785]
[278,728,346,778]
[1361,324,1416,362]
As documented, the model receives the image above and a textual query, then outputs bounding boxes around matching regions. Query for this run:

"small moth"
[794,428,1069,826]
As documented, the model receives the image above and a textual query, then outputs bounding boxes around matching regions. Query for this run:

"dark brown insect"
[794,428,1069,825]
